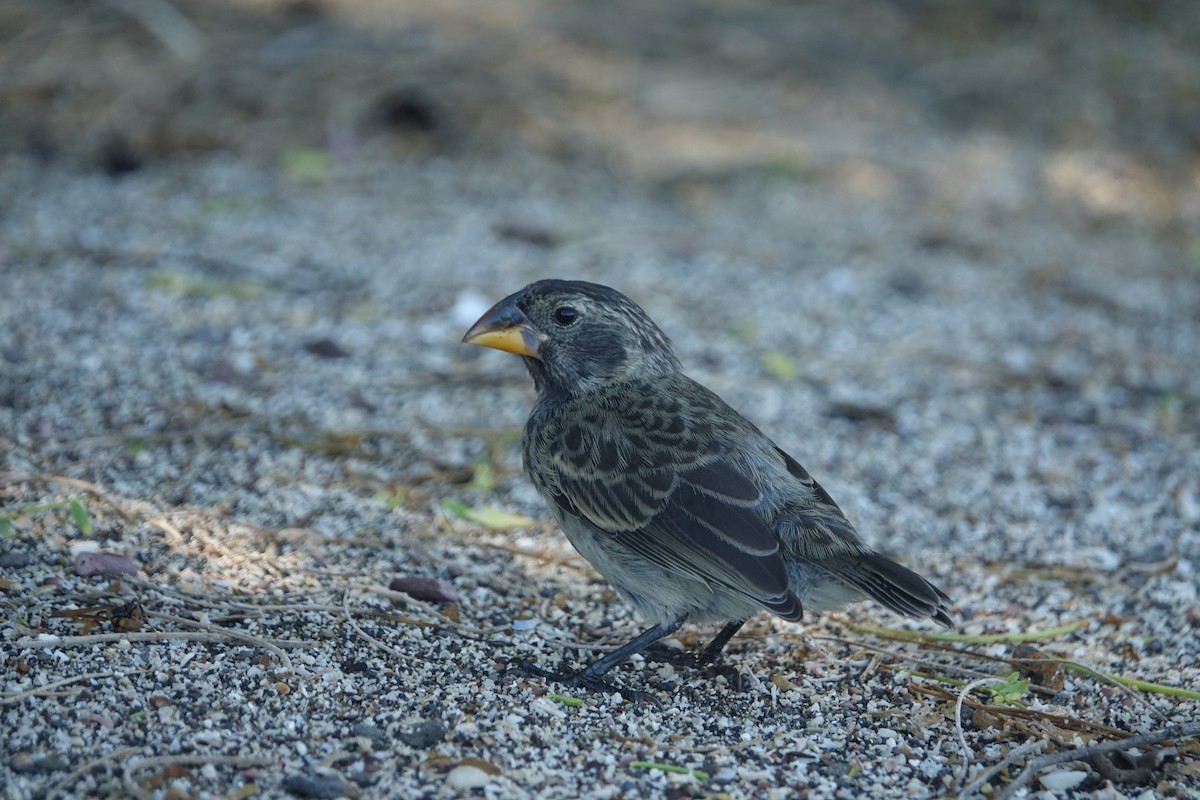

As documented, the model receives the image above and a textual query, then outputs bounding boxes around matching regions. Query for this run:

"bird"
[462,279,952,698]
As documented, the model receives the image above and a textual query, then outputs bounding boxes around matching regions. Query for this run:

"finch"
[463,279,952,697]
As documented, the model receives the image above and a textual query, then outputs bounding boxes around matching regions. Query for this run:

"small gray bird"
[463,279,952,697]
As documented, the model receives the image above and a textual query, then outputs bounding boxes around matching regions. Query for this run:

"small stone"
[399,719,446,748]
[713,767,738,784]
[1039,770,1088,791]
[282,772,346,799]
[303,338,350,359]
[389,576,459,603]
[350,723,386,744]
[445,765,491,790]
[769,674,796,692]
[73,551,139,577]
[0,551,32,568]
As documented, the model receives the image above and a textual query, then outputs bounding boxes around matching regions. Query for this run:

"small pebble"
[399,719,447,748]
[282,773,346,799]
[1038,770,1089,791]
[350,723,386,744]
[445,765,492,790]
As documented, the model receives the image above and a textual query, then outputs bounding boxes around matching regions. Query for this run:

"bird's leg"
[698,619,746,663]
[642,620,748,688]
[511,616,685,703]
[645,619,747,667]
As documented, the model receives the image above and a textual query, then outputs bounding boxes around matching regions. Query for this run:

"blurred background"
[3,0,1198,226]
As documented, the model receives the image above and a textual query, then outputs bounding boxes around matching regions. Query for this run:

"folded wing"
[545,414,804,622]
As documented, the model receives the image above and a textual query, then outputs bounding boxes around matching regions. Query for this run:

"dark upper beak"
[461,294,543,358]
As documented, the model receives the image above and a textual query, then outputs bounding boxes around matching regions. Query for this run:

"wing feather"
[532,384,802,621]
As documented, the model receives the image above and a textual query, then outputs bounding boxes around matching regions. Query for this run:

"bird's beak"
[461,295,543,358]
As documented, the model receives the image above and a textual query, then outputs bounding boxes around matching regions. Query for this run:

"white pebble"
[1038,770,1088,791]
[445,765,492,789]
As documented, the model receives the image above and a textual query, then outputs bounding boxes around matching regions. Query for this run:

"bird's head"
[462,279,681,394]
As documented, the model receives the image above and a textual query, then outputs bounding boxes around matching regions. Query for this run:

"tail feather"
[826,553,954,629]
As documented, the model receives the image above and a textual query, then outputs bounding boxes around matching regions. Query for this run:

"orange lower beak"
[462,296,543,357]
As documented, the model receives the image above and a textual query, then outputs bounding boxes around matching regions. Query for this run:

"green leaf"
[441,500,469,516]
[0,518,14,538]
[372,489,408,510]
[986,672,1029,705]
[68,500,93,536]
[1060,663,1200,700]
[546,693,584,707]
[442,501,534,530]
[761,350,798,381]
[469,459,497,491]
[282,148,333,182]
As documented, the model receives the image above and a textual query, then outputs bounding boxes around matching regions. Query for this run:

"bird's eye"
[553,306,579,326]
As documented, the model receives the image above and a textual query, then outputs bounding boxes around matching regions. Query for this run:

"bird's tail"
[824,553,954,629]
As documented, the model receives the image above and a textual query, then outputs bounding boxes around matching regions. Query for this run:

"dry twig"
[954,677,1007,787]
[957,739,1045,799]
[994,722,1200,800]
[14,630,313,654]
[1,671,125,706]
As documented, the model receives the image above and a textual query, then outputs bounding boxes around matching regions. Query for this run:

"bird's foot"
[642,643,716,669]
[508,660,660,706]
[641,645,743,687]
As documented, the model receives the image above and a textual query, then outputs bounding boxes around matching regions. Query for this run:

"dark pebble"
[388,576,459,602]
[494,223,559,249]
[399,719,446,748]
[303,338,350,359]
[0,550,32,568]
[369,87,441,133]
[100,136,143,176]
[350,723,386,744]
[282,772,346,799]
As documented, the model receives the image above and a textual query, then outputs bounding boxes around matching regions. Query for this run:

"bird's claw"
[642,643,716,670]
[641,645,744,687]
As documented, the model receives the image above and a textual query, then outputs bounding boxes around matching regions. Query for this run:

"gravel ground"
[3,2,1200,799]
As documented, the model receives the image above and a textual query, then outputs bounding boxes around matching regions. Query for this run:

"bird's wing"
[538,395,803,621]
